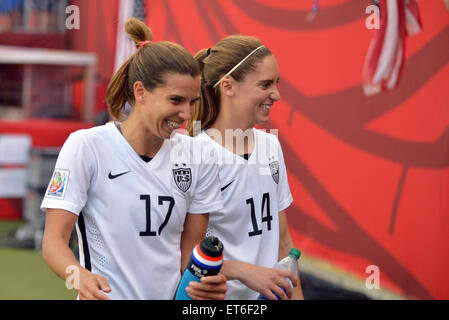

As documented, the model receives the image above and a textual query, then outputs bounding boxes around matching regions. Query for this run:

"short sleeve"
[40,131,96,216]
[188,160,224,214]
[275,136,293,212]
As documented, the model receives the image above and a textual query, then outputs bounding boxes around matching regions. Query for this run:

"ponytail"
[106,17,199,121]
[106,55,133,121]
[187,49,220,136]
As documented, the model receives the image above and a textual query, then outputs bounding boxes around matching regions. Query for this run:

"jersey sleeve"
[188,155,224,214]
[40,131,96,216]
[275,136,293,212]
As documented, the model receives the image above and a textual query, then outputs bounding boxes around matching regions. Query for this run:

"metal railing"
[0,0,68,34]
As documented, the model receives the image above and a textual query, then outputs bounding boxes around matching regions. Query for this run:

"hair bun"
[125,17,153,48]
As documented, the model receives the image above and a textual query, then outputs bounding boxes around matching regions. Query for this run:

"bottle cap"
[200,236,224,258]
[289,248,301,260]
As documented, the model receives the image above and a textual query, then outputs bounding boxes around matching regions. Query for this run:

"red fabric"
[363,0,423,95]
[0,119,93,147]
[363,0,389,93]
[0,33,65,49]
[146,0,449,299]
[0,199,22,220]
[68,0,119,115]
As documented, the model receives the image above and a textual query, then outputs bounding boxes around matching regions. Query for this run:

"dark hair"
[106,18,201,120]
[187,35,272,136]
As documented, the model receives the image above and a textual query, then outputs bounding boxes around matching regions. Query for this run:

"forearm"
[291,269,304,300]
[278,215,295,260]
[278,233,294,261]
[42,209,85,282]
[180,213,208,273]
[42,233,84,282]
[221,260,251,281]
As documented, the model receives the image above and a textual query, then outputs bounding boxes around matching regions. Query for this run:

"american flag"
[363,0,422,96]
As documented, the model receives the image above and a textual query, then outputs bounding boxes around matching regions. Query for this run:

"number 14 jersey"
[198,129,294,300]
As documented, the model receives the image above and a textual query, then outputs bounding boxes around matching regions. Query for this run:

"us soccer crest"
[173,164,192,192]
[268,157,279,184]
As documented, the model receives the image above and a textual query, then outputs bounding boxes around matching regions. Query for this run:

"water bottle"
[257,248,301,300]
[175,236,224,300]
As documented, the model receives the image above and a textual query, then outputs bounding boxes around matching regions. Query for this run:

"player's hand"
[240,265,297,300]
[186,273,227,300]
[77,269,112,300]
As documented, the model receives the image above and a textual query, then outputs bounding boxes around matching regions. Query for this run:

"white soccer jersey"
[198,129,293,300]
[41,122,223,300]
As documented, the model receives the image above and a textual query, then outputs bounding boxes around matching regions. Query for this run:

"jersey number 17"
[139,195,175,236]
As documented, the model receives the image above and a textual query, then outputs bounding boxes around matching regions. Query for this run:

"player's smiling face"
[139,72,201,139]
[231,54,281,127]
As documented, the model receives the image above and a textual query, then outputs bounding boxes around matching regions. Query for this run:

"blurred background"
[0,0,447,300]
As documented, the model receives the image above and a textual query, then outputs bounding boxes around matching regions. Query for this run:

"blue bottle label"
[174,242,223,300]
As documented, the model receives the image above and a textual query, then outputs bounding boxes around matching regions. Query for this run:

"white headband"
[213,45,265,88]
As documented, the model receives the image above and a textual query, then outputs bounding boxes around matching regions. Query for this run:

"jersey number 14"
[246,193,272,237]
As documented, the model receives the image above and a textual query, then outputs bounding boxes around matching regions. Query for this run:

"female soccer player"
[41,18,227,300]
[188,36,304,300]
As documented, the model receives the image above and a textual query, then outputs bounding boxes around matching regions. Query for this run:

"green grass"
[0,248,77,300]
[0,220,25,237]
[0,249,76,300]
[0,221,77,300]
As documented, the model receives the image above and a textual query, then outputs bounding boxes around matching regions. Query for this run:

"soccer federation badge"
[173,164,192,192]
[268,157,279,184]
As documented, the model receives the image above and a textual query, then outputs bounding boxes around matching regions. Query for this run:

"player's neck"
[209,115,255,156]
[213,103,255,133]
[120,116,164,158]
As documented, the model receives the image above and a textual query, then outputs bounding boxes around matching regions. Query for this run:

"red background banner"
[2,0,446,299]
[143,0,449,299]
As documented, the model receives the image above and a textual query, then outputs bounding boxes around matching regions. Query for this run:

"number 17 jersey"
[41,122,223,299]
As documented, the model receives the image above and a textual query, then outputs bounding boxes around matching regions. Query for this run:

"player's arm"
[220,259,296,300]
[181,213,227,300]
[180,213,208,271]
[279,210,304,300]
[42,209,111,300]
[218,211,300,300]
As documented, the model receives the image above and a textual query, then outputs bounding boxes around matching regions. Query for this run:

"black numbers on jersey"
[139,195,175,237]
[247,193,272,237]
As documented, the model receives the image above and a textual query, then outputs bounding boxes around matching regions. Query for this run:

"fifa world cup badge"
[47,169,70,199]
